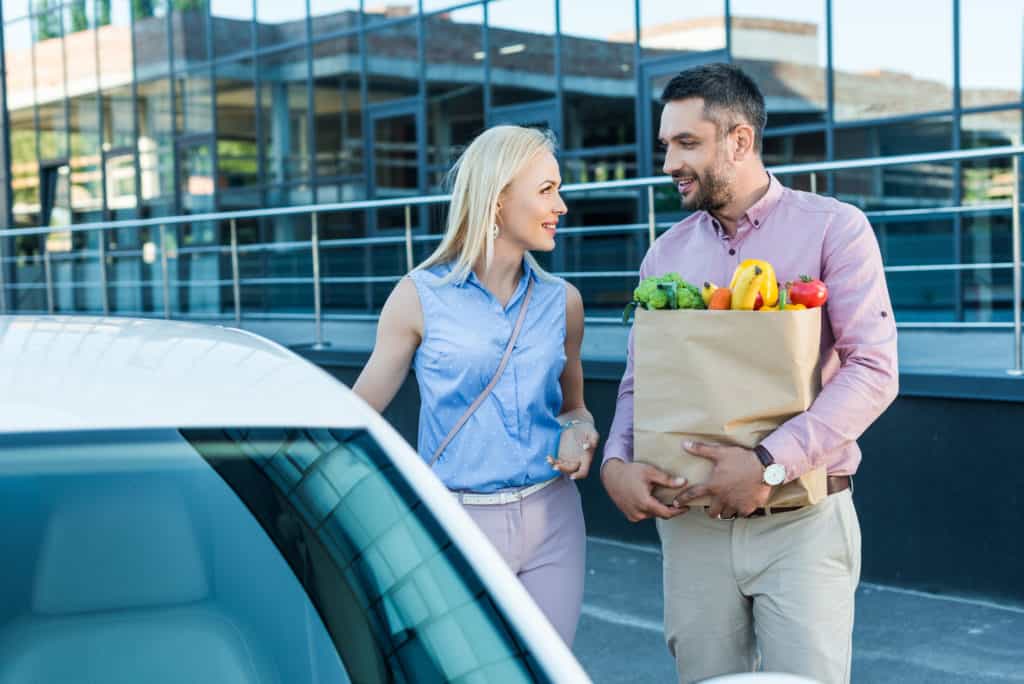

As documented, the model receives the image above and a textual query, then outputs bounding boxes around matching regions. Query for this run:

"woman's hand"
[547,421,600,480]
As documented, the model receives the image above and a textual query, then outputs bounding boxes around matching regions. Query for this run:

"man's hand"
[601,459,688,523]
[673,441,773,519]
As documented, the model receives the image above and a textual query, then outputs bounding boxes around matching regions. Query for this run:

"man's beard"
[680,162,733,213]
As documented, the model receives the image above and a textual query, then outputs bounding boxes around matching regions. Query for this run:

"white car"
[0,316,590,684]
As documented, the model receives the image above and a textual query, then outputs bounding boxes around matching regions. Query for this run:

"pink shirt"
[603,174,899,482]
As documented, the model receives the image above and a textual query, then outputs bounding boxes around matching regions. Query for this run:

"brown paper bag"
[633,307,827,509]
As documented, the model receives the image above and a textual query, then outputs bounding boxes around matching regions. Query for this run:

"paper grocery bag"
[634,307,828,509]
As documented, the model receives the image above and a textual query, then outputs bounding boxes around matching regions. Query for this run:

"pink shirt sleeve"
[760,206,900,481]
[602,253,654,467]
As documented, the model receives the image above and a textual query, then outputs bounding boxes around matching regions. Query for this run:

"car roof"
[0,316,374,433]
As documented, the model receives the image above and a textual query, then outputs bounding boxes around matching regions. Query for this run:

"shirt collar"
[743,171,784,230]
[707,171,783,239]
[451,257,537,289]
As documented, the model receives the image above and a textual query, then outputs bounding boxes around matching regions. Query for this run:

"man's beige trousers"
[656,489,861,684]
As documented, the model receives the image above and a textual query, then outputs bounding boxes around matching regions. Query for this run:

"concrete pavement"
[575,537,1024,683]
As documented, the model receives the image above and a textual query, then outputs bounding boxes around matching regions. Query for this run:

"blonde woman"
[353,125,598,646]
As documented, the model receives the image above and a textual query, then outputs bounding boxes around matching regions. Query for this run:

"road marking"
[588,537,1024,616]
[588,535,661,556]
[860,581,1024,616]
[580,604,663,633]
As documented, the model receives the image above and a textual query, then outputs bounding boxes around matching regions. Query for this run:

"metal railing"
[0,145,1021,375]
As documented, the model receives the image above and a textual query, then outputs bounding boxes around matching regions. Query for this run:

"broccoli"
[623,272,705,323]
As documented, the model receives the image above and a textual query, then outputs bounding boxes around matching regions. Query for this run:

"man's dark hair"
[660,63,767,154]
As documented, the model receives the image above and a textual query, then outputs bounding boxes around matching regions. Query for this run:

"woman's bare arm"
[549,282,599,479]
[352,277,423,414]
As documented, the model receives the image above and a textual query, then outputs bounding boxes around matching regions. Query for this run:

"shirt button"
[728,248,736,256]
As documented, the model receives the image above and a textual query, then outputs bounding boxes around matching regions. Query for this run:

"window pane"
[2,0,29,20]
[172,0,210,69]
[833,0,953,120]
[834,118,953,209]
[639,0,726,60]
[960,1,1024,109]
[217,64,261,192]
[730,1,826,126]
[259,48,312,197]
[34,9,68,161]
[182,427,541,683]
[3,19,34,135]
[69,95,103,214]
[763,130,826,192]
[97,0,133,91]
[881,220,956,322]
[561,0,636,151]
[137,79,176,203]
[175,70,214,134]
[212,0,253,58]
[488,0,556,107]
[257,0,308,48]
[101,85,135,149]
[963,213,1014,322]
[310,0,360,38]
[961,111,1021,205]
[313,52,363,182]
[364,20,420,103]
[133,0,170,80]
[363,1,415,25]
[9,107,39,228]
[0,429,351,683]
[104,151,138,214]
[426,6,484,183]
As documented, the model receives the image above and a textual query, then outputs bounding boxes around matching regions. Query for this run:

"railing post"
[311,211,326,349]
[1010,154,1023,376]
[404,204,414,272]
[647,185,656,245]
[810,172,818,194]
[230,218,241,326]
[98,227,110,316]
[160,224,171,319]
[43,240,54,315]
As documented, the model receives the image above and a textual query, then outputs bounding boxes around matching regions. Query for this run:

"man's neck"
[710,167,771,239]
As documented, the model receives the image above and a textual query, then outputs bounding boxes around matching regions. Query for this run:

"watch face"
[763,463,786,486]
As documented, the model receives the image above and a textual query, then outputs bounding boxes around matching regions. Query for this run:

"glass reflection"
[833,0,953,120]
[257,0,308,48]
[488,0,556,107]
[171,0,210,69]
[960,1,1024,109]
[639,0,726,59]
[212,0,253,58]
[310,0,360,38]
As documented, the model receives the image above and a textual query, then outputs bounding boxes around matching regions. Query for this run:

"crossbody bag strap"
[429,277,536,467]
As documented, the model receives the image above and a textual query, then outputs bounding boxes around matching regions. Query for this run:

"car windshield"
[0,427,550,683]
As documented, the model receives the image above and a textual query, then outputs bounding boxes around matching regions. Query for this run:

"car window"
[0,428,550,684]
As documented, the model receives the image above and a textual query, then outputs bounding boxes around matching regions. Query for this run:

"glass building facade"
[0,0,1021,320]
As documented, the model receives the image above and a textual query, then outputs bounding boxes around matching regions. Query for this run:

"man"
[601,63,898,684]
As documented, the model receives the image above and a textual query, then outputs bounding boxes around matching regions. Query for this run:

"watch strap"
[754,444,774,468]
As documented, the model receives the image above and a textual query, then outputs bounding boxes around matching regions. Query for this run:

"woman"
[353,125,598,646]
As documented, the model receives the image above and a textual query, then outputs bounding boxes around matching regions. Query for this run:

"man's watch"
[754,445,786,486]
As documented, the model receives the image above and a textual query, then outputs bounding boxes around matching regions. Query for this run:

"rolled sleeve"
[762,206,899,482]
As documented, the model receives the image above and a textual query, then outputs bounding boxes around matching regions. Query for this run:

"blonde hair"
[416,125,558,283]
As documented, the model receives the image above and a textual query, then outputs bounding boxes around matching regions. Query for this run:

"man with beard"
[601,63,898,684]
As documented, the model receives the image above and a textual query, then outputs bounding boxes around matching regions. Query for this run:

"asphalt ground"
[574,537,1024,684]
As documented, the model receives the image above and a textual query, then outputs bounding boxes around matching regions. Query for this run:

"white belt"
[451,476,560,506]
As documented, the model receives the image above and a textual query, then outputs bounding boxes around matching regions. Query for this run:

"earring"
[492,223,500,240]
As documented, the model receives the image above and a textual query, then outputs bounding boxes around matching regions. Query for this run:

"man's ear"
[732,124,756,161]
